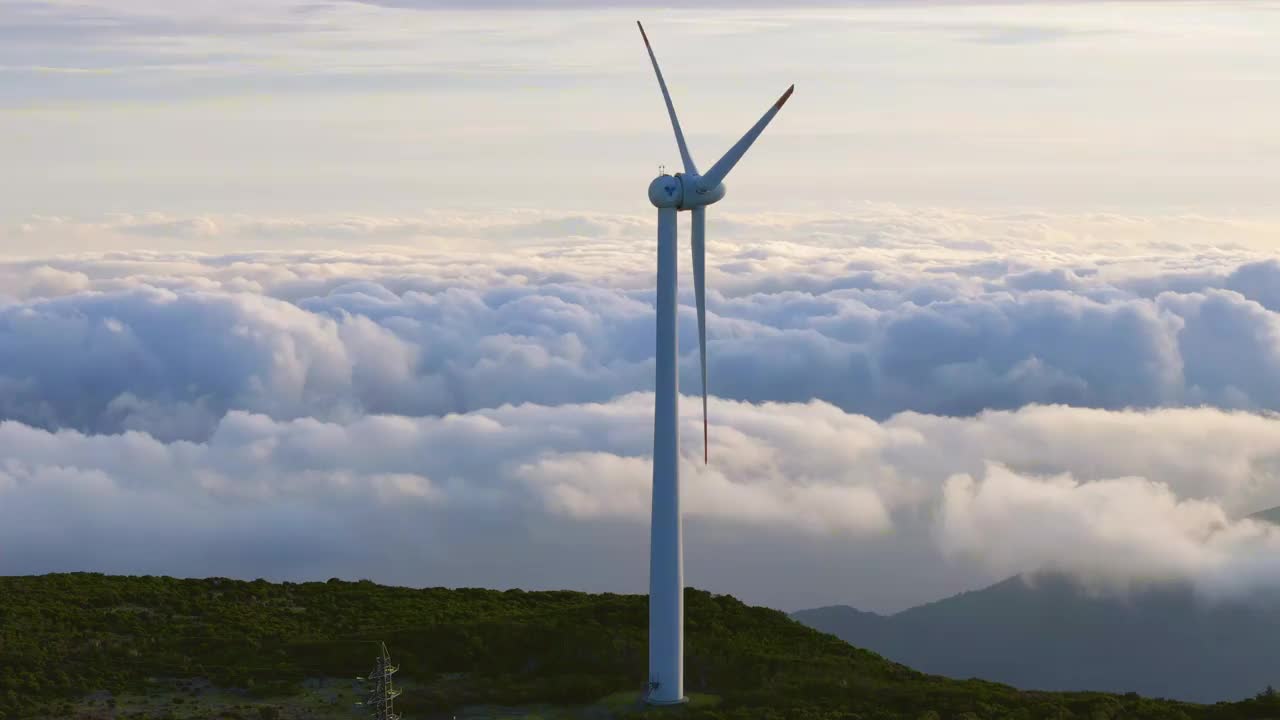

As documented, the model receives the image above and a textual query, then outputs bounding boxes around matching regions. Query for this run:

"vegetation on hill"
[1,573,1279,719]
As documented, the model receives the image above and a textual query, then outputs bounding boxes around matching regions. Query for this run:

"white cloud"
[5,209,1280,441]
[3,208,1280,609]
[8,0,1280,615]
[939,463,1280,596]
[2,396,1280,610]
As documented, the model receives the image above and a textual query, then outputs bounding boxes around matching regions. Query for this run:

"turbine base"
[645,696,689,707]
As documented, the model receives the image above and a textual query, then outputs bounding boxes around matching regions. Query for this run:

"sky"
[5,0,1280,219]
[2,1,1280,613]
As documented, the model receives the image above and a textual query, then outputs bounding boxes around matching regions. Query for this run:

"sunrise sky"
[3,1,1280,614]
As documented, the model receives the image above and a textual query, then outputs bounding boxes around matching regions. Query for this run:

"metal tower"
[637,20,793,705]
[358,642,402,720]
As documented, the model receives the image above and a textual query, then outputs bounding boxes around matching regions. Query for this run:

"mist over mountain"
[793,556,1280,703]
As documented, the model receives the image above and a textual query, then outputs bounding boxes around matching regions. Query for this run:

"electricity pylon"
[357,642,402,720]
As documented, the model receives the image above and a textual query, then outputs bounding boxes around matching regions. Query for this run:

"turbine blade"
[698,84,793,192]
[638,21,698,176]
[691,206,708,464]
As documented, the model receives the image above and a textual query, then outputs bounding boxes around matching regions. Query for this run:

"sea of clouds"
[3,206,1280,611]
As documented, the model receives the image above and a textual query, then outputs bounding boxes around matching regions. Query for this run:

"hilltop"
[1,573,1277,719]
[791,510,1280,703]
[793,574,1280,703]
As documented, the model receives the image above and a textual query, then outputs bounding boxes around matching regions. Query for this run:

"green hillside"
[0,573,1276,720]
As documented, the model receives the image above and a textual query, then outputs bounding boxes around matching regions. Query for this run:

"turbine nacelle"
[647,173,726,210]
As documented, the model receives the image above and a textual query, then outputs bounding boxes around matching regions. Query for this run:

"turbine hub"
[648,174,682,208]
[648,173,726,210]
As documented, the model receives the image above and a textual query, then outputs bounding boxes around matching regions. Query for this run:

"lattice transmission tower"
[357,641,402,720]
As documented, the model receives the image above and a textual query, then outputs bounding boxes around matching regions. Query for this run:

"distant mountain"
[793,573,1280,703]
[1250,505,1280,525]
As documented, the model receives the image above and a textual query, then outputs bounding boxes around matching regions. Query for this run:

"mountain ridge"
[794,506,1280,702]
[793,572,1280,703]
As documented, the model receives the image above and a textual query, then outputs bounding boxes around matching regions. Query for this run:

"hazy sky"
[4,2,1280,613]
[3,0,1279,222]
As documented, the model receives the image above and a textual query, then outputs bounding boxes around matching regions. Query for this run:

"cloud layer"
[3,395,1280,611]
[4,207,1280,610]
[4,209,1280,440]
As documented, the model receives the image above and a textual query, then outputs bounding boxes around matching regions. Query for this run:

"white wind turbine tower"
[638,21,793,705]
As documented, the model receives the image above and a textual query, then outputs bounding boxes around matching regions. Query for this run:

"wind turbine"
[638,21,793,705]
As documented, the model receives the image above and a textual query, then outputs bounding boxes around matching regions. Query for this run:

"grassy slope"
[0,573,1276,720]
